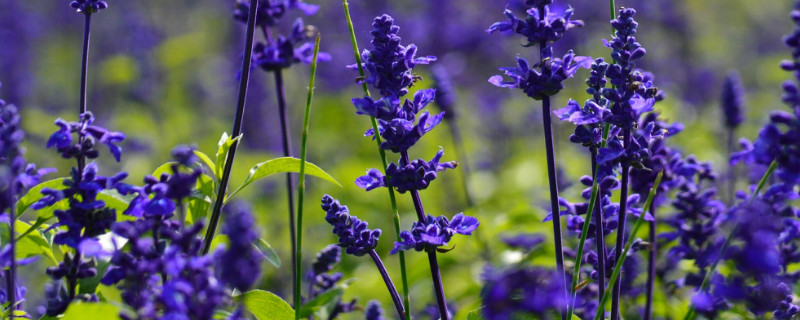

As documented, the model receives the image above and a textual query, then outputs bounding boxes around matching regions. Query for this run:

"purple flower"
[489,51,592,100]
[356,148,457,193]
[720,71,746,129]
[349,14,436,99]
[354,89,445,153]
[432,65,457,120]
[486,3,583,46]
[251,18,332,72]
[390,213,478,254]
[232,0,318,28]
[480,266,566,320]
[46,112,126,162]
[216,201,263,291]
[69,0,107,14]
[321,195,381,256]
[366,300,385,320]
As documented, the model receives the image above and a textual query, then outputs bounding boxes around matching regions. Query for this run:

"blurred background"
[0,0,795,318]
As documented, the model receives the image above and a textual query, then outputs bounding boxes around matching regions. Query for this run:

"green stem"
[681,160,778,320]
[343,2,410,319]
[594,171,663,320]
[566,124,610,319]
[294,34,321,320]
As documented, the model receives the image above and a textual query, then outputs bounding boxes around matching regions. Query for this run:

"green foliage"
[226,157,341,202]
[16,178,68,218]
[215,132,242,181]
[254,238,281,268]
[297,287,344,319]
[61,302,121,320]
[237,290,294,320]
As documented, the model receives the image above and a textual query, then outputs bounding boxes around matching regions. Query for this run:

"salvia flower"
[356,148,457,193]
[353,89,445,153]
[390,213,479,254]
[480,266,566,320]
[720,71,746,129]
[349,14,436,99]
[489,50,592,100]
[233,0,319,28]
[251,18,331,72]
[486,3,583,46]
[321,195,381,256]
[216,201,263,291]
[46,112,126,162]
[365,300,386,320]
[305,245,356,318]
[69,0,108,14]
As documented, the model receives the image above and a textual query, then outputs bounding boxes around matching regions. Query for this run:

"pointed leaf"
[151,161,177,178]
[194,150,216,178]
[187,174,215,223]
[298,287,343,318]
[215,132,242,180]
[466,309,486,320]
[237,290,294,320]
[16,178,68,217]
[227,157,341,201]
[254,238,280,268]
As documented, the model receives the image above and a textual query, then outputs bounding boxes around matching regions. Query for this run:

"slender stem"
[610,128,632,320]
[542,96,568,320]
[342,1,411,318]
[682,160,778,320]
[201,0,258,255]
[401,151,449,319]
[643,206,656,320]
[79,13,91,116]
[274,67,299,310]
[726,129,736,205]
[294,34,321,319]
[595,172,663,320]
[369,250,406,319]
[8,182,16,312]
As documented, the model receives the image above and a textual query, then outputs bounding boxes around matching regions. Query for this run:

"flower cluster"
[353,89,445,153]
[46,112,126,162]
[305,245,356,318]
[481,266,566,320]
[486,1,583,46]
[69,0,108,14]
[234,0,329,73]
[233,0,318,28]
[720,71,746,130]
[215,201,263,291]
[321,194,381,256]
[390,213,479,254]
[356,149,456,193]
[350,14,436,99]
[432,65,457,120]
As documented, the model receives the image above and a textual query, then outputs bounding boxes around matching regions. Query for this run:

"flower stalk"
[294,33,321,318]
[202,0,258,255]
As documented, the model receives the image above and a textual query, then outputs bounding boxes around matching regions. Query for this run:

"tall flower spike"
[349,14,436,99]
[216,201,263,291]
[720,71,746,130]
[321,195,381,256]
[354,89,445,153]
[233,0,319,28]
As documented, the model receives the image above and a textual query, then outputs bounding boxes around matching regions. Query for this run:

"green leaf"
[466,309,486,320]
[78,259,110,295]
[99,189,135,222]
[16,178,69,218]
[7,220,58,265]
[237,290,294,320]
[297,287,343,319]
[152,161,177,178]
[39,315,59,320]
[227,157,341,201]
[187,174,215,223]
[254,238,280,268]
[61,302,121,320]
[215,132,242,180]
[194,150,216,179]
